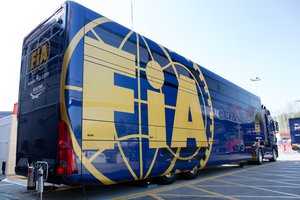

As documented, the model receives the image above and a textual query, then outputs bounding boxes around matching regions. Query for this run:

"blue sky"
[0,0,299,115]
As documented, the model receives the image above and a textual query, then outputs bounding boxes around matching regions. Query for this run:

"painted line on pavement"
[230,195,300,199]
[196,185,300,188]
[187,185,238,200]
[157,194,300,199]
[0,183,13,187]
[233,174,300,186]
[3,178,27,187]
[215,179,300,197]
[245,170,300,179]
[0,193,19,200]
[158,194,225,198]
[149,193,164,200]
[113,162,277,200]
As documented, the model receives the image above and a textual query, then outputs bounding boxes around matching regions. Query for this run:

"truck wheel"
[157,172,176,185]
[180,169,198,180]
[256,148,263,165]
[269,148,277,162]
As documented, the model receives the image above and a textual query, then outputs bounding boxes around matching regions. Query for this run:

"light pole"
[250,77,261,95]
[296,100,300,113]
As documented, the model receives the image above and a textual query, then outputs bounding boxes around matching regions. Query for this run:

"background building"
[275,112,300,140]
[0,105,17,176]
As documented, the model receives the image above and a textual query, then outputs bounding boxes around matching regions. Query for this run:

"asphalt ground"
[0,150,299,200]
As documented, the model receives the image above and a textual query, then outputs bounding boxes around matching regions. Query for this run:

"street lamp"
[250,77,261,82]
[250,77,261,94]
[296,100,300,113]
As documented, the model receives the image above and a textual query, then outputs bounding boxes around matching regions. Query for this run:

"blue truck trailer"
[16,1,279,188]
[289,117,300,152]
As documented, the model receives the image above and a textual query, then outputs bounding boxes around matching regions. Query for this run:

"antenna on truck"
[131,0,134,30]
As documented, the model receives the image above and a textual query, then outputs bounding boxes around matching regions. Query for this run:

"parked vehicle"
[16,1,278,188]
[289,117,300,152]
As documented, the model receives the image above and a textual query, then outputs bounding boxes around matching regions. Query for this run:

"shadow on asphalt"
[2,156,299,200]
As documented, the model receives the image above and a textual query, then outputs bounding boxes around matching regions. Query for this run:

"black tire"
[269,148,277,162]
[256,148,263,165]
[180,169,199,180]
[157,173,176,185]
[239,162,245,168]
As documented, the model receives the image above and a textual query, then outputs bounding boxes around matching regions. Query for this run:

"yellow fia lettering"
[30,51,37,71]
[171,75,208,148]
[147,90,167,148]
[40,44,49,64]
[82,37,136,150]
[81,36,208,150]
[30,39,50,73]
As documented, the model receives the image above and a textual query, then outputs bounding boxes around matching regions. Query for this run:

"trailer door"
[15,7,66,178]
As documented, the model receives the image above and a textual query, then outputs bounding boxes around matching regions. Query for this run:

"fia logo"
[62,18,214,184]
[30,38,50,74]
[82,29,213,151]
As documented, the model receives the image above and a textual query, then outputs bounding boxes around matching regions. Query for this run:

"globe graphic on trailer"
[62,17,214,184]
